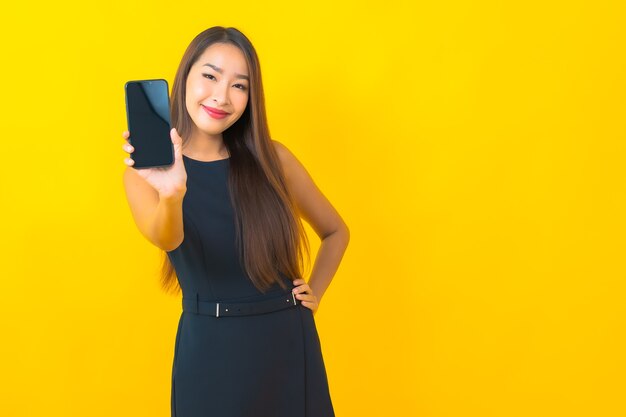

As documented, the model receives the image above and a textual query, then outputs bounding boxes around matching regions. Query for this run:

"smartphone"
[124,79,174,169]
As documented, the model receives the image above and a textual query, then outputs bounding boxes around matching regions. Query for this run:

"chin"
[199,126,226,135]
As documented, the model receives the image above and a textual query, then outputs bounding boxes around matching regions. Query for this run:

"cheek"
[190,83,211,99]
[234,94,249,113]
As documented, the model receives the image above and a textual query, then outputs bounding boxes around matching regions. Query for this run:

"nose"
[211,83,230,106]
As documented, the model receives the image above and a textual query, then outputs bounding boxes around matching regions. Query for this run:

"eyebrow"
[202,63,250,81]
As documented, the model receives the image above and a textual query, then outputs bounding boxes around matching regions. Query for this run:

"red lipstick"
[202,105,230,118]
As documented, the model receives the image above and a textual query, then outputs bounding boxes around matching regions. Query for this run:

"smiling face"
[185,42,250,138]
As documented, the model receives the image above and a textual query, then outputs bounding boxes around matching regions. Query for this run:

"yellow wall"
[1,1,624,416]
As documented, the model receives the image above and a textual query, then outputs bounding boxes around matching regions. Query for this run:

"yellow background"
[1,0,625,416]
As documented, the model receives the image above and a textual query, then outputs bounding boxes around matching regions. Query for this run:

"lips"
[202,105,230,115]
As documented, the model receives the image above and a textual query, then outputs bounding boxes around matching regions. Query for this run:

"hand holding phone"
[125,79,174,169]
[123,79,187,198]
[122,127,187,199]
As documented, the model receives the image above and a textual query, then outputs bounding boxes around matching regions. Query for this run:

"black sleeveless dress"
[166,154,335,417]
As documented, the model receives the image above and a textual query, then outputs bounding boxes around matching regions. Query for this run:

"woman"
[121,26,350,417]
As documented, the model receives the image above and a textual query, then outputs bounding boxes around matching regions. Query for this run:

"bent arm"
[272,140,350,302]
[151,194,186,252]
[307,225,350,302]
[123,167,186,252]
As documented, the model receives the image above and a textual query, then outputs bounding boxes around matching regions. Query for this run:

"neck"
[185,128,229,159]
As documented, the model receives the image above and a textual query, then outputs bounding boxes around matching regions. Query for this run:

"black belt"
[182,291,299,318]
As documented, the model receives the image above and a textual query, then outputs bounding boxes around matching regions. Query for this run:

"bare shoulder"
[271,138,288,155]
[270,139,348,239]
[271,139,293,176]
[271,139,310,185]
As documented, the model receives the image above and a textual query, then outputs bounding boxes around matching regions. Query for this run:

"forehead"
[195,43,249,75]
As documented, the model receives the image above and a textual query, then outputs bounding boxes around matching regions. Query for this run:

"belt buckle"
[216,302,220,318]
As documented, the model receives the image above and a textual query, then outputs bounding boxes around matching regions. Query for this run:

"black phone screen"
[124,79,174,169]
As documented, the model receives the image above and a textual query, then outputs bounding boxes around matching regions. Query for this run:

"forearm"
[150,191,186,251]
[307,226,350,302]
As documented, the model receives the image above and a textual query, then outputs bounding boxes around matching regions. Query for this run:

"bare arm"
[306,227,350,302]
[150,193,186,252]
[273,140,350,302]
[122,166,186,252]
[121,128,188,252]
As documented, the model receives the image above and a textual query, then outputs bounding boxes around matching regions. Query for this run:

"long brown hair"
[159,26,310,295]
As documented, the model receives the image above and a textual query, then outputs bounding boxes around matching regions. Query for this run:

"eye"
[202,73,248,91]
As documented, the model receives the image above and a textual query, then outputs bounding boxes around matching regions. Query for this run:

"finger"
[293,284,311,294]
[171,127,182,145]
[125,157,135,166]
[300,301,317,310]
[296,294,317,301]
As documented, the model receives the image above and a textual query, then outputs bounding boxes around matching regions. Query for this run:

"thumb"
[170,127,183,146]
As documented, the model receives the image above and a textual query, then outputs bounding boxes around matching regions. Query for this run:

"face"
[185,43,250,137]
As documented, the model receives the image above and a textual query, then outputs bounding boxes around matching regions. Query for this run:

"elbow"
[156,234,184,252]
[319,221,350,245]
[333,223,350,247]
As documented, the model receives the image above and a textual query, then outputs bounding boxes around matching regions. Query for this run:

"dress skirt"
[171,294,335,417]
